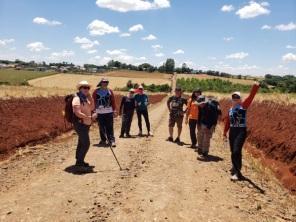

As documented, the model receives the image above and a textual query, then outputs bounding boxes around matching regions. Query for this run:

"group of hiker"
[69,77,260,181]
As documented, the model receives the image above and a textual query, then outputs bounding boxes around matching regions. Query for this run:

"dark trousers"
[136,109,150,132]
[189,119,198,146]
[97,113,115,143]
[121,112,134,136]
[74,121,90,164]
[229,127,247,176]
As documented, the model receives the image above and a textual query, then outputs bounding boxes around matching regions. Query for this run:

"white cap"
[138,85,144,89]
[76,80,91,90]
[232,91,241,97]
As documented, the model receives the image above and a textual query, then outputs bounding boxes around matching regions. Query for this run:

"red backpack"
[64,94,76,123]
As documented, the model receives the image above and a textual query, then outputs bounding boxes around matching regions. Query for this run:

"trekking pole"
[106,136,123,171]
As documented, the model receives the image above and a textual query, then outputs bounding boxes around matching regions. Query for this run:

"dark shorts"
[169,115,184,128]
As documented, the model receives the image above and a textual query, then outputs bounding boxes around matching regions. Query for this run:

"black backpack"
[208,99,221,124]
[64,94,78,123]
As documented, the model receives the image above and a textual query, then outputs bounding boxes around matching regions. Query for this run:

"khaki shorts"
[169,115,184,128]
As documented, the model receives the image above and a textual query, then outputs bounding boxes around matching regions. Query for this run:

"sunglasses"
[82,86,90,90]
[232,95,241,100]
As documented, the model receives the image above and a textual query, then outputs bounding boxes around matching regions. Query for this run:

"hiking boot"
[230,174,239,181]
[82,162,90,167]
[174,137,181,144]
[119,134,124,138]
[166,137,173,142]
[126,134,132,138]
[189,144,196,149]
[202,152,209,158]
[197,148,202,155]
[111,141,116,148]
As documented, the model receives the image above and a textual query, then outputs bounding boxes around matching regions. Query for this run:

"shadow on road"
[197,155,224,162]
[240,176,266,194]
[64,165,96,175]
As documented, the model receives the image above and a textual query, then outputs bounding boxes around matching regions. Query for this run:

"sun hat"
[197,95,208,105]
[76,80,91,90]
[138,85,144,89]
[97,78,109,87]
[129,88,135,93]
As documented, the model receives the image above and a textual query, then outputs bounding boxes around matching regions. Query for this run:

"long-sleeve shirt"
[119,96,135,114]
[223,84,260,135]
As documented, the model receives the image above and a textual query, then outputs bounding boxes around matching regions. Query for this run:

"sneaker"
[230,174,239,181]
[174,137,181,144]
[111,141,116,148]
[166,137,173,142]
[119,134,124,138]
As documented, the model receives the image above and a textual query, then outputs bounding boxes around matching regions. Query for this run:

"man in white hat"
[72,80,94,168]
[119,88,136,138]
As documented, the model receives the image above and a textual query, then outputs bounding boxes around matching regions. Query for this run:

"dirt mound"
[220,99,296,192]
[0,94,166,160]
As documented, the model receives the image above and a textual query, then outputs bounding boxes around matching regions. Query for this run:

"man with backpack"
[69,80,94,169]
[197,95,222,157]
[92,78,117,147]
[167,87,187,144]
[119,88,136,138]
[134,85,152,136]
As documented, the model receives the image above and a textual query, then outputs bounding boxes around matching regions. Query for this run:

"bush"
[119,81,171,93]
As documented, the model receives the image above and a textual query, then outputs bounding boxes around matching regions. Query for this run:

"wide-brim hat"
[76,80,91,90]
[138,85,144,89]
[129,88,135,93]
[97,78,109,87]
[232,91,241,98]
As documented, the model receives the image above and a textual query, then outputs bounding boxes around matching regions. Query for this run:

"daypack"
[208,99,221,124]
[64,94,77,123]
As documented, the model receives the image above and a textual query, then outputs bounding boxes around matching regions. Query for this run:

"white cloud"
[237,64,259,70]
[104,49,146,64]
[87,49,98,54]
[223,37,234,42]
[155,53,164,57]
[286,45,296,49]
[221,5,235,12]
[236,1,270,19]
[152,44,162,50]
[33,17,62,26]
[129,24,144,32]
[106,49,126,56]
[48,50,75,61]
[26,42,49,52]
[275,22,296,31]
[95,0,170,12]
[87,19,120,36]
[282,53,296,62]
[226,52,249,59]
[73,36,99,49]
[120,33,131,37]
[142,34,157,40]
[0,38,15,47]
[261,25,271,30]
[173,49,185,54]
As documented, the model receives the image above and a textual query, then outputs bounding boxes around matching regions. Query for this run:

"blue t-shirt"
[134,94,148,111]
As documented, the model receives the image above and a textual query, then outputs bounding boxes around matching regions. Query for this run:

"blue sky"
[0,0,295,76]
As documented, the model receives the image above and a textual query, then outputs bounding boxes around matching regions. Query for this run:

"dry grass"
[28,72,171,90]
[104,70,172,79]
[177,73,257,85]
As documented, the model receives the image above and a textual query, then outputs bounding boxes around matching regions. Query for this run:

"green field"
[0,69,56,85]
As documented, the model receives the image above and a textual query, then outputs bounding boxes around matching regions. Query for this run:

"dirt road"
[0,98,295,222]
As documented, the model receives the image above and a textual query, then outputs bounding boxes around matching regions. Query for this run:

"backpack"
[208,99,221,124]
[64,94,77,123]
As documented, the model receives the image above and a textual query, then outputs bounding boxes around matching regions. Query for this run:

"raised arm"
[242,83,260,109]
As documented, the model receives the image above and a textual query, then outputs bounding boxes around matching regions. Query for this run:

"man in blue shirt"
[134,85,152,136]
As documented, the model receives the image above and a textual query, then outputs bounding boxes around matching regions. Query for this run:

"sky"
[0,0,295,76]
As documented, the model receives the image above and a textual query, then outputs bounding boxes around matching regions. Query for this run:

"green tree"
[165,58,175,74]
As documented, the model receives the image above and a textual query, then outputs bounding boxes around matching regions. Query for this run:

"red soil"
[220,99,296,193]
[0,94,166,160]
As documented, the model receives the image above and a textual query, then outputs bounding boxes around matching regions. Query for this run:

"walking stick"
[106,136,123,171]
